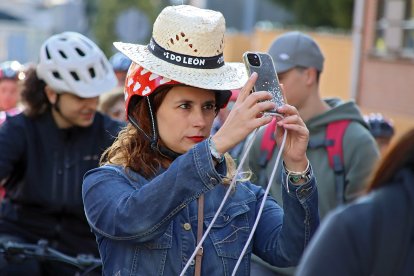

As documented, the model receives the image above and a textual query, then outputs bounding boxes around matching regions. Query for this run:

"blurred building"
[352,0,414,138]
[206,0,293,33]
[0,0,88,63]
[186,0,293,33]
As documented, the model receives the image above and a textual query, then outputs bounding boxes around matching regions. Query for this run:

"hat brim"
[114,42,247,91]
[274,61,296,74]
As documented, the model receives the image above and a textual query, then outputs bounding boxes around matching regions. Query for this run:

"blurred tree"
[269,0,354,29]
[92,0,160,56]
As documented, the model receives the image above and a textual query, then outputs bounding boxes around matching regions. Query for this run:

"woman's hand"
[212,72,275,154]
[275,104,309,172]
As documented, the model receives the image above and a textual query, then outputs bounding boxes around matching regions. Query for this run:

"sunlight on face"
[277,68,307,108]
[0,79,20,110]
[55,93,99,128]
[156,86,217,154]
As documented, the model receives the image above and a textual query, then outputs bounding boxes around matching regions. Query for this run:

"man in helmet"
[0,60,24,125]
[0,32,124,275]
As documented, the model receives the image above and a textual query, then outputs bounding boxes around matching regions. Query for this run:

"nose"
[191,107,208,128]
[84,96,99,110]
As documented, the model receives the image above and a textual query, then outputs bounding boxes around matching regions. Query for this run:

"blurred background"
[1,0,413,142]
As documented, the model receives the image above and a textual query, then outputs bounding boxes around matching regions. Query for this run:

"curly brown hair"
[100,86,171,178]
[21,68,50,117]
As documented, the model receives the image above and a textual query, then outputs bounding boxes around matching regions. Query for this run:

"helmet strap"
[128,97,181,161]
[52,94,75,128]
[146,96,181,160]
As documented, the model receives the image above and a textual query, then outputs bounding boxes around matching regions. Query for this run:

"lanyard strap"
[195,194,204,276]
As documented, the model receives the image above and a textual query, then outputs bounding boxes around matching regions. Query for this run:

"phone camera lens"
[247,53,261,66]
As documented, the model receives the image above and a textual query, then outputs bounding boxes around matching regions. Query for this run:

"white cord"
[180,114,288,276]
[231,128,288,275]
[180,128,260,276]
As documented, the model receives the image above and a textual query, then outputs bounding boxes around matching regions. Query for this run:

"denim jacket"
[83,140,319,275]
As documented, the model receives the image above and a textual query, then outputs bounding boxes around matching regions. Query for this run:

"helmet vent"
[45,47,51,59]
[52,71,62,79]
[70,71,80,81]
[75,48,85,57]
[88,67,96,78]
[59,50,67,59]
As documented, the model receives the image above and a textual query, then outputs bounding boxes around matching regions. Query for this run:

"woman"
[0,32,123,275]
[297,128,414,276]
[83,5,319,275]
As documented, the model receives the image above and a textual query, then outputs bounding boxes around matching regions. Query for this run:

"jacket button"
[183,223,191,231]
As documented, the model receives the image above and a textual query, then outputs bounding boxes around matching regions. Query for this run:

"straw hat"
[114,5,247,91]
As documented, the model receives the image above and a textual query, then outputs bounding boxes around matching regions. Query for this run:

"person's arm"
[344,123,380,202]
[83,139,222,242]
[0,115,26,182]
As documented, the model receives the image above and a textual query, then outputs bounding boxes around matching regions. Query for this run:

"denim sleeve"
[82,139,222,242]
[253,167,319,267]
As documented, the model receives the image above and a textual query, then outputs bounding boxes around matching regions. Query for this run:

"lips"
[81,112,95,121]
[188,136,205,143]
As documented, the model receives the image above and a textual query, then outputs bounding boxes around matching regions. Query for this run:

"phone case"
[243,52,285,111]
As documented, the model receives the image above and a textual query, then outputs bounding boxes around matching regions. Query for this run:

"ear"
[44,86,58,104]
[305,68,318,86]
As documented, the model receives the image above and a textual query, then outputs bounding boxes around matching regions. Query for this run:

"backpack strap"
[325,120,351,204]
[258,118,351,205]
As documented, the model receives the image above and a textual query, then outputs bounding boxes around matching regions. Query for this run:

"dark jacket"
[297,168,414,276]
[0,111,124,255]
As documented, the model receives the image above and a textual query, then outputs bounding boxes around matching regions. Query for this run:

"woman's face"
[156,86,217,154]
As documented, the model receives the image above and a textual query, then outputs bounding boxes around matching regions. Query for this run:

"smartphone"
[243,52,284,115]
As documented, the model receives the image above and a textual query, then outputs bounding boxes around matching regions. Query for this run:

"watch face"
[290,174,303,183]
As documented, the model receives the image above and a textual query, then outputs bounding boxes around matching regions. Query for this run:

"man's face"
[277,67,309,109]
[51,92,99,128]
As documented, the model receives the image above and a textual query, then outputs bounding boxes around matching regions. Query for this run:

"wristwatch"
[289,172,311,184]
[208,137,224,163]
[283,161,312,184]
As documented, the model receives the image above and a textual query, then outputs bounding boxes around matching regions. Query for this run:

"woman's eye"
[179,103,190,109]
[203,104,215,110]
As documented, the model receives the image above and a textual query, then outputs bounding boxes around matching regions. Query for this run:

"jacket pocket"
[204,203,252,259]
[137,222,173,250]
[132,222,173,275]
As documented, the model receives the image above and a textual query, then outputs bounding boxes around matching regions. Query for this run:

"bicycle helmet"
[364,113,395,139]
[0,61,23,81]
[109,52,132,72]
[36,32,117,98]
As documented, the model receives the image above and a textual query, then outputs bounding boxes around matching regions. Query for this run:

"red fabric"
[260,118,277,161]
[124,63,179,119]
[325,120,351,168]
